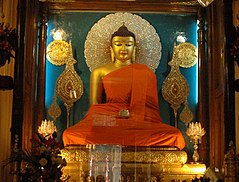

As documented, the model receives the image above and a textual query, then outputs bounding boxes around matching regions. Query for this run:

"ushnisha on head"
[111,24,136,42]
[110,24,136,63]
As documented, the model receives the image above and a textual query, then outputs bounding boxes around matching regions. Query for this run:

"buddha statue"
[63,24,186,150]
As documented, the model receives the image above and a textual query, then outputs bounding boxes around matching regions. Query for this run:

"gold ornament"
[61,145,187,164]
[174,42,197,68]
[46,40,70,66]
[38,119,57,139]
[84,12,162,72]
[186,122,206,162]
[179,99,194,126]
[162,45,189,127]
[56,43,84,127]
[48,91,62,122]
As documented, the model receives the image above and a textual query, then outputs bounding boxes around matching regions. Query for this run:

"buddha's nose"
[121,43,127,50]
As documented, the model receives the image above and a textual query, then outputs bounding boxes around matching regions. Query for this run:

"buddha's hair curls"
[111,24,136,41]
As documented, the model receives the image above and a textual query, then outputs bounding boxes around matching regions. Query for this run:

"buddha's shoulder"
[91,63,115,75]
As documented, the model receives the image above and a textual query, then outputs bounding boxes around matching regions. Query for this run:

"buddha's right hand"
[119,109,130,118]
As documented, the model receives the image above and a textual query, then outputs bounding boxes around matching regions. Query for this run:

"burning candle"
[73,90,77,98]
[89,156,93,177]
[105,155,110,182]
[69,90,73,99]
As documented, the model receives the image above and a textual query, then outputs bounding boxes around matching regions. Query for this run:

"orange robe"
[63,64,185,150]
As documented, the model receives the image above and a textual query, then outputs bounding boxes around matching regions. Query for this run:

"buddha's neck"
[114,59,132,67]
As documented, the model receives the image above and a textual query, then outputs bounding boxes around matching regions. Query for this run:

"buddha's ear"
[132,46,136,63]
[110,46,115,63]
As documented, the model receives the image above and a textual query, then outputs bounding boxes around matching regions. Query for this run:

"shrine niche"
[11,0,236,180]
[45,12,198,144]
[29,1,209,181]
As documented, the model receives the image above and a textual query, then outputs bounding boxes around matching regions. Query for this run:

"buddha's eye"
[126,43,133,46]
[114,42,122,46]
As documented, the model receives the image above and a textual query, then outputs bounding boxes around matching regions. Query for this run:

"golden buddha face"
[111,36,135,63]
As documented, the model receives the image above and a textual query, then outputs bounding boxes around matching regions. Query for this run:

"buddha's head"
[110,24,136,63]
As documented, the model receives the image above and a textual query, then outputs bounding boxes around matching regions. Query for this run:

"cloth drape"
[63,64,185,150]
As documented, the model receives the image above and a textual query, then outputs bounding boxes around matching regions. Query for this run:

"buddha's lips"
[120,50,128,54]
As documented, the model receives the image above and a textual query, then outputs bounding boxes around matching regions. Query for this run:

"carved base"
[61,145,206,182]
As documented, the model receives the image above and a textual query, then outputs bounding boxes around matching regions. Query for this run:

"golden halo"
[84,12,162,72]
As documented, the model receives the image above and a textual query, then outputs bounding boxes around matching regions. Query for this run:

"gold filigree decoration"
[162,46,189,127]
[61,146,187,164]
[61,147,88,162]
[174,42,198,68]
[48,92,62,122]
[56,43,84,127]
[122,150,187,164]
[179,99,194,126]
[46,40,70,66]
[170,1,199,6]
[84,12,162,72]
